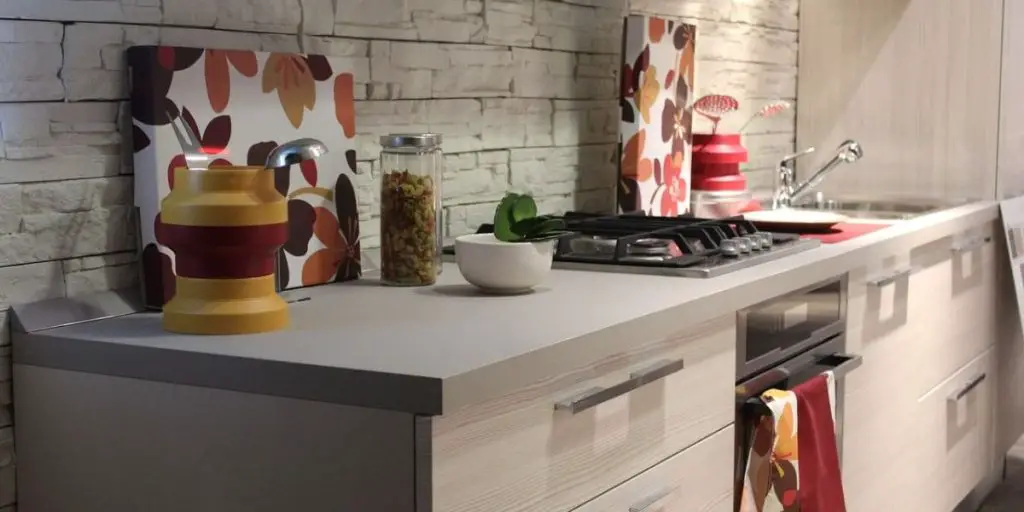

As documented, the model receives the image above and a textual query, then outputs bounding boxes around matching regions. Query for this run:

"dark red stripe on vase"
[159,223,288,279]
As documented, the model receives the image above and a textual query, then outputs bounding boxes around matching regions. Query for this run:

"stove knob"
[735,237,753,253]
[758,233,774,248]
[745,235,764,251]
[719,239,741,257]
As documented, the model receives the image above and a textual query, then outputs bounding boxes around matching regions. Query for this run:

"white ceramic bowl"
[454,233,555,293]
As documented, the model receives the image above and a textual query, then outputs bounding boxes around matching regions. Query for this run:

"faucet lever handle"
[781,146,816,164]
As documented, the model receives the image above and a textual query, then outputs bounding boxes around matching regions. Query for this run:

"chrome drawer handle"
[948,373,987,403]
[629,487,675,512]
[554,358,686,414]
[951,236,992,254]
[867,267,916,287]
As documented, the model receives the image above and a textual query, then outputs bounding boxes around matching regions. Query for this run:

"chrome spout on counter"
[773,140,863,209]
[264,138,329,170]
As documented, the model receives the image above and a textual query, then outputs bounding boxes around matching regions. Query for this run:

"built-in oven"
[733,275,862,510]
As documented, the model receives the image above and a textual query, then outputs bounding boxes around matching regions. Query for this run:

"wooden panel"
[914,347,998,512]
[995,227,1024,455]
[14,366,417,512]
[797,0,1003,201]
[842,222,1000,511]
[998,2,1024,198]
[432,315,736,512]
[845,224,998,402]
[573,426,733,512]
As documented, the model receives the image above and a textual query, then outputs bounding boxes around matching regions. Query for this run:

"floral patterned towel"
[739,371,844,512]
[739,388,800,512]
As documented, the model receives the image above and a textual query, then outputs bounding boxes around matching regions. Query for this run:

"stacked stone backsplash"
[0,1,796,502]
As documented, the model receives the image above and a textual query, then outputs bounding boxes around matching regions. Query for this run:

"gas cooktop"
[441,212,821,278]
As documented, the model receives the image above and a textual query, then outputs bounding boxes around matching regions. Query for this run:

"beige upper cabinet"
[797,0,1003,202]
[999,2,1024,198]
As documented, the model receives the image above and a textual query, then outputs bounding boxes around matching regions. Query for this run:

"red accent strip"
[159,223,287,279]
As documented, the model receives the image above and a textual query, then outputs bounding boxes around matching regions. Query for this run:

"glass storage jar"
[378,134,444,286]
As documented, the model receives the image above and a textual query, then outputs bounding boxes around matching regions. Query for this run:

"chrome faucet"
[773,140,864,209]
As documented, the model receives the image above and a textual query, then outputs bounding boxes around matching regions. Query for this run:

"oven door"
[733,335,862,510]
[737,275,847,380]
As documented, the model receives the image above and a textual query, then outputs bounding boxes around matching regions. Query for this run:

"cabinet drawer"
[433,315,736,512]
[845,222,997,402]
[572,425,733,512]
[914,347,998,512]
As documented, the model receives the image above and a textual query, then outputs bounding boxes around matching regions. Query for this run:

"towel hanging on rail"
[738,371,846,512]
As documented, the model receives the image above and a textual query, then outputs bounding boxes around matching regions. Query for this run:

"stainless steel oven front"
[733,275,861,510]
[736,275,847,379]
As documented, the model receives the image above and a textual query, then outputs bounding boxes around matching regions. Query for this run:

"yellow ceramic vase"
[159,166,290,335]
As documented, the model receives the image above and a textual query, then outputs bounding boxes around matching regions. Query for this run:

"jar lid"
[380,133,443,148]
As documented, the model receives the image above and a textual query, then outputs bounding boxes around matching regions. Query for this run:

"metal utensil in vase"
[160,138,328,335]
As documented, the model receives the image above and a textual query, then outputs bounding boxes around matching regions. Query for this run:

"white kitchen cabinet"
[914,347,998,512]
[798,0,1003,201]
[571,425,733,512]
[432,315,736,512]
[842,221,999,511]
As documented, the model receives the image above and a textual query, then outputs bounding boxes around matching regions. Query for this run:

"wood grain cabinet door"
[842,222,998,511]
[913,347,998,512]
[432,315,736,512]
[571,426,733,512]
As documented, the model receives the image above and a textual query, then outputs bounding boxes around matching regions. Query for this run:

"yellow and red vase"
[158,166,289,335]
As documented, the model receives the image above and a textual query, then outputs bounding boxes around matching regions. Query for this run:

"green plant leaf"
[520,230,575,242]
[524,217,565,238]
[511,195,537,222]
[493,193,524,242]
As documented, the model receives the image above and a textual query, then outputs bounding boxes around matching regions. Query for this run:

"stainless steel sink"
[790,198,964,221]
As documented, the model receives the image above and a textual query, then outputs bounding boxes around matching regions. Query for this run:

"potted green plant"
[454,193,572,293]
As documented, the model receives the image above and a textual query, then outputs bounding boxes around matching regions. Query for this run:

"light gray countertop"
[12,201,1000,415]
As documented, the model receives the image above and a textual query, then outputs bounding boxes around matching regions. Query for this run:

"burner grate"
[466,212,802,270]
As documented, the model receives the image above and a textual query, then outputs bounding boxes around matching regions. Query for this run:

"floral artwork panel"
[618,15,696,216]
[128,46,361,309]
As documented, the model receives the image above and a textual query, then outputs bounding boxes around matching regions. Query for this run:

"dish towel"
[739,371,846,512]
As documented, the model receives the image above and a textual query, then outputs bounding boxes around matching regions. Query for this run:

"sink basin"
[790,198,961,221]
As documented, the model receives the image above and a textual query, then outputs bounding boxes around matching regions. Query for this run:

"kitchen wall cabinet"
[797,0,1003,202]
[998,2,1024,198]
[842,221,1000,511]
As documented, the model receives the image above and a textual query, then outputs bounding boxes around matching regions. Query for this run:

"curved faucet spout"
[774,140,863,208]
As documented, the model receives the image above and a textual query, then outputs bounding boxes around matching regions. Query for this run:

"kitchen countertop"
[12,201,1000,416]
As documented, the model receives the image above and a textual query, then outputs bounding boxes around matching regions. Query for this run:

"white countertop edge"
[441,201,1000,412]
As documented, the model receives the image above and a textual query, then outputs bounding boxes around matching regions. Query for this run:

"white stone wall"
[0,0,796,505]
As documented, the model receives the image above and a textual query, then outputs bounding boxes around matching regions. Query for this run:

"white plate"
[742,208,848,231]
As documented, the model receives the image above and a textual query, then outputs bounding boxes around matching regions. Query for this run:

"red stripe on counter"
[159,223,288,279]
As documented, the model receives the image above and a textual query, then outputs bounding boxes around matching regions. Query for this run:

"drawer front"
[914,347,998,512]
[917,222,998,395]
[572,426,733,512]
[433,315,736,512]
[845,222,997,402]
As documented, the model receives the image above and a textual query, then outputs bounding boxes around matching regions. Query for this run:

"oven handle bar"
[738,351,862,404]
[554,358,685,414]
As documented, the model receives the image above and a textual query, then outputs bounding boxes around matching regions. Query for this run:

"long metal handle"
[867,267,916,287]
[739,351,862,404]
[948,373,987,403]
[951,236,992,254]
[554,358,686,414]
[781,146,817,165]
[629,487,675,512]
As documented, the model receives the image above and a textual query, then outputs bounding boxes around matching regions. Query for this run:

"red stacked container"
[690,133,760,217]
